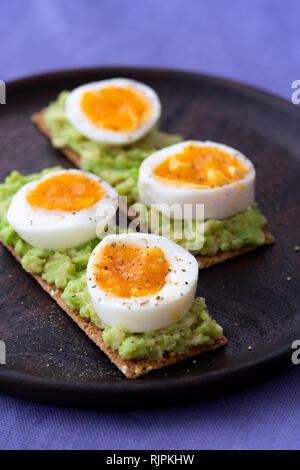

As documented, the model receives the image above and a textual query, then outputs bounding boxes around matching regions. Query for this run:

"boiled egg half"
[65,78,161,145]
[138,140,255,220]
[7,169,118,250]
[87,233,198,332]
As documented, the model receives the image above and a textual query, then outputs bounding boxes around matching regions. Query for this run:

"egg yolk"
[93,242,169,298]
[80,86,152,132]
[153,145,249,189]
[26,173,105,211]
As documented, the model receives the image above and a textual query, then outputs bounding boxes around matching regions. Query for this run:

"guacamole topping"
[45,92,181,204]
[0,169,224,360]
[137,203,266,256]
[45,92,267,255]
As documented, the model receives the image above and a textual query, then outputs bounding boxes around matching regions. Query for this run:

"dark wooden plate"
[0,67,299,409]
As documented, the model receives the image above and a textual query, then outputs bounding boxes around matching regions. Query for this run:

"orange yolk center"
[80,86,152,132]
[153,145,249,189]
[26,173,105,211]
[93,243,169,298]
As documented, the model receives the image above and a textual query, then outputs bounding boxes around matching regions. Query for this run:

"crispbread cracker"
[196,230,274,269]
[32,110,275,269]
[0,239,227,378]
[32,110,81,167]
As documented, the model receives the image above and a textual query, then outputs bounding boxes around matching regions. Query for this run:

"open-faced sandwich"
[32,78,274,268]
[32,78,181,205]
[0,168,226,378]
[137,140,274,268]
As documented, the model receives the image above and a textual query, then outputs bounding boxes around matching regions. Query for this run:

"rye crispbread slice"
[196,230,274,269]
[32,110,82,167]
[32,110,275,269]
[0,238,227,378]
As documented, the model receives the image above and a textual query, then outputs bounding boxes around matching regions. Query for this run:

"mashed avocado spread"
[0,169,224,360]
[136,203,266,256]
[45,92,267,255]
[45,92,181,205]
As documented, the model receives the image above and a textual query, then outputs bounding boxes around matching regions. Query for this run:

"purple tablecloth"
[0,0,299,450]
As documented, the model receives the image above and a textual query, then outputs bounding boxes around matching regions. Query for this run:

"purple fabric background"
[0,0,300,450]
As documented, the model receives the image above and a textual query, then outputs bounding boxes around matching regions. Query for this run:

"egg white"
[65,78,161,145]
[7,169,118,250]
[138,140,256,220]
[87,233,199,333]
